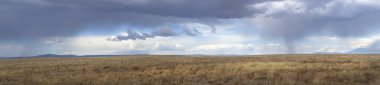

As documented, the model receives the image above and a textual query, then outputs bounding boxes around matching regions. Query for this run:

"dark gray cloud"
[45,0,259,18]
[183,28,202,36]
[0,0,265,40]
[253,0,380,53]
[151,28,178,37]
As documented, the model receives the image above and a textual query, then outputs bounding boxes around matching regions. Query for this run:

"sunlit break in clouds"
[1,0,380,57]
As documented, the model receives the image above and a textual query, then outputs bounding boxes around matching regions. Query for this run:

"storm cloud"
[2,0,380,56]
[0,0,265,40]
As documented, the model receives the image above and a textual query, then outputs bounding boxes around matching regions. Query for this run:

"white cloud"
[192,44,255,51]
[317,47,339,52]
[190,44,256,55]
[308,36,340,41]
[37,35,195,55]
[152,43,186,51]
[347,34,380,48]
[254,43,287,54]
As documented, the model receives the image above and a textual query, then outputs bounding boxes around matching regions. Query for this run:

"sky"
[1,0,380,57]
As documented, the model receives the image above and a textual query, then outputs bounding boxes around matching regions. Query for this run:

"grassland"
[0,55,380,85]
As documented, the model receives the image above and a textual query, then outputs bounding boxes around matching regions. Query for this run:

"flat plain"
[0,55,380,85]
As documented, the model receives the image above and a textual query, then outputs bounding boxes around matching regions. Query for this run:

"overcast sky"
[1,0,380,57]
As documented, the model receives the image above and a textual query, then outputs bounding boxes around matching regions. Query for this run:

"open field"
[1,55,380,85]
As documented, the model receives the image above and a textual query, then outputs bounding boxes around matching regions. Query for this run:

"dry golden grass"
[1,54,380,85]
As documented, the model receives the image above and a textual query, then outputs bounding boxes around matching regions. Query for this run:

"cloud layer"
[0,0,264,40]
[2,0,380,56]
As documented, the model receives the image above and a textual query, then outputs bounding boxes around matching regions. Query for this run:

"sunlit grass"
[0,55,379,85]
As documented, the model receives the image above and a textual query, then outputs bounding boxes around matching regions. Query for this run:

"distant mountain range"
[346,48,380,54]
[346,40,380,54]
[3,51,380,59]
[32,54,151,58]
[34,54,78,57]
[313,47,380,54]
[0,54,149,59]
